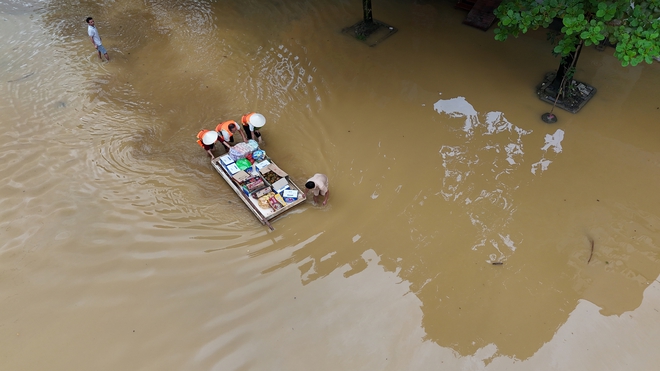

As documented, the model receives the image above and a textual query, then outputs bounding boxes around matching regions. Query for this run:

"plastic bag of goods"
[252,149,266,163]
[247,139,259,152]
[268,196,283,211]
[258,192,276,209]
[228,142,253,161]
[235,158,252,171]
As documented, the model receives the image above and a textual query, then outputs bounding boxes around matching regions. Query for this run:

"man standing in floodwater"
[305,173,329,206]
[86,17,109,61]
[240,112,266,144]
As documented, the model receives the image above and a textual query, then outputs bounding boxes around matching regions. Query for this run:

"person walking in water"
[86,17,109,61]
[196,129,224,158]
[305,173,329,206]
[215,120,241,144]
[240,112,266,144]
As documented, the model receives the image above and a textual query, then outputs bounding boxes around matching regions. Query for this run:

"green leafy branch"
[494,0,660,67]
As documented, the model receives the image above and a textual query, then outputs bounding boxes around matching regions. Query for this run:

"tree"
[493,0,660,93]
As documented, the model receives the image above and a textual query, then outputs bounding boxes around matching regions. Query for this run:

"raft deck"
[211,155,306,230]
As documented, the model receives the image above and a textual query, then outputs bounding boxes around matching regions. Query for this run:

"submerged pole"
[541,40,584,123]
[363,0,373,23]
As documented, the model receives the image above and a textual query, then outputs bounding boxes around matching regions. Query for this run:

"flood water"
[2,0,660,369]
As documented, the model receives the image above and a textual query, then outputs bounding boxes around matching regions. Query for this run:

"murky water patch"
[2,0,660,369]
[237,43,324,121]
[434,96,539,255]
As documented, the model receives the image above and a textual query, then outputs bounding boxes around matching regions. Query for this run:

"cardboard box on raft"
[259,163,288,178]
[271,178,289,193]
[218,152,293,196]
[219,155,234,166]
[226,163,240,174]
[260,163,289,190]
[253,187,273,198]
[283,189,299,203]
[255,160,271,170]
[232,170,250,182]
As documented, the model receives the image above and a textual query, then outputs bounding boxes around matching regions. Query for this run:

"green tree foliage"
[494,0,660,67]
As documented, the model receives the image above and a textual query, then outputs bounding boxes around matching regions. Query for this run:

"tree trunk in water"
[363,0,373,23]
[548,44,583,94]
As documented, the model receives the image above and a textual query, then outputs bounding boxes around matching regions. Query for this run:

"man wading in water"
[86,17,109,62]
[305,173,329,206]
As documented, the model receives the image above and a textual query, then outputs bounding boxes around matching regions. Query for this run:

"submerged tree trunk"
[539,40,595,114]
[363,0,373,23]
[547,42,583,94]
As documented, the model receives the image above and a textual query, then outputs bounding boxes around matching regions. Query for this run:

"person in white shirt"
[305,173,329,206]
[86,17,109,61]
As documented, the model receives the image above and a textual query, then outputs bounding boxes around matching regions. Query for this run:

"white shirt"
[306,173,328,196]
[88,25,102,46]
[220,130,231,142]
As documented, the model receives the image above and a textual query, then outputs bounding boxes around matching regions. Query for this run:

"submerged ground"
[1,0,660,369]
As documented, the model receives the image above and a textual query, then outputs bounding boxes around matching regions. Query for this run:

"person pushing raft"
[215,120,240,145]
[305,173,329,206]
[196,129,229,158]
[240,112,266,144]
[197,112,267,158]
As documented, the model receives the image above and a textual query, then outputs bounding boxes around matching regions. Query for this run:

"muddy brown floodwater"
[2,0,660,370]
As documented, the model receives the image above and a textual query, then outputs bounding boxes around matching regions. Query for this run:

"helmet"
[248,113,266,128]
[202,130,218,145]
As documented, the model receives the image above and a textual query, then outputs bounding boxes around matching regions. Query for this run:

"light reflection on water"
[435,96,535,257]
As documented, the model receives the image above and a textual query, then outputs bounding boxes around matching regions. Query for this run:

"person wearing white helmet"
[196,129,223,159]
[240,112,266,144]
